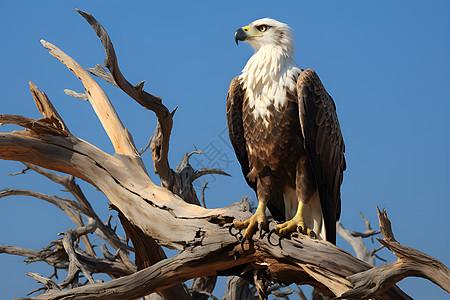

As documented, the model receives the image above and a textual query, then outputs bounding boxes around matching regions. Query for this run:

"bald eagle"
[227,18,345,244]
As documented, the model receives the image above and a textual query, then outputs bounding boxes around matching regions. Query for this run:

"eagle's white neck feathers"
[238,19,301,125]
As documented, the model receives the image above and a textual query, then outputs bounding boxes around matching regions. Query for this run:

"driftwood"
[1,9,449,300]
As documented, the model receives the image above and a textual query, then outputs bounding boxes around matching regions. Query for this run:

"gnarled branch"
[338,207,450,299]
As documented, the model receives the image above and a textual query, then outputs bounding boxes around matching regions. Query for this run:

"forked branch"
[338,207,450,299]
[76,9,173,185]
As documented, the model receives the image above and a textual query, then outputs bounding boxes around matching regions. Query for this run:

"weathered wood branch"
[77,9,227,205]
[0,245,68,269]
[0,114,69,137]
[338,207,450,299]
[26,273,61,293]
[1,234,134,281]
[76,12,225,296]
[41,39,140,158]
[336,212,380,266]
[0,104,414,299]
[64,89,89,101]
[13,219,413,300]
[114,205,192,300]
[76,9,172,186]
[0,187,96,256]
[29,81,71,135]
[21,162,133,254]
[59,218,99,287]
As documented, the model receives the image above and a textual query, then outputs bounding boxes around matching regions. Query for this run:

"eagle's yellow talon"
[233,220,250,230]
[274,202,316,238]
[275,221,298,236]
[275,217,314,238]
[233,209,268,239]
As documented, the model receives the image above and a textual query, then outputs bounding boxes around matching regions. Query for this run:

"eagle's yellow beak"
[234,25,262,45]
[235,27,248,45]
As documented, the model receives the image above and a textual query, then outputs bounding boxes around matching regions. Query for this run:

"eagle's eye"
[257,25,268,32]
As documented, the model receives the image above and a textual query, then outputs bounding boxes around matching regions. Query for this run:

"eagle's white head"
[235,18,301,123]
[234,18,295,56]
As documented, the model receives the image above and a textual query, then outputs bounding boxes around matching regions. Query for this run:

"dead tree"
[1,9,449,300]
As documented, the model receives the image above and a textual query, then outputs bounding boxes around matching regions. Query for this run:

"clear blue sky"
[1,1,449,299]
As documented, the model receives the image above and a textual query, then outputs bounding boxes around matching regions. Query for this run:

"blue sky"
[1,1,449,299]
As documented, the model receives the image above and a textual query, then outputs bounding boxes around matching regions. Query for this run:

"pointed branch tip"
[171,105,179,117]
[135,80,145,92]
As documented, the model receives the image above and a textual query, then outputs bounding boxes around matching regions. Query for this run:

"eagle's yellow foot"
[275,217,315,237]
[275,203,316,238]
[234,208,268,240]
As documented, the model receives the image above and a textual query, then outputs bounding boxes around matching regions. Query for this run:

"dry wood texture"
[1,9,449,300]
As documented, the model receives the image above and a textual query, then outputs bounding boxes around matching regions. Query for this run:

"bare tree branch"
[64,89,88,101]
[294,285,307,300]
[0,245,67,269]
[58,218,97,287]
[338,207,450,299]
[337,221,375,266]
[87,64,120,88]
[6,166,30,176]
[29,81,71,135]
[26,273,61,292]
[190,168,231,184]
[22,163,133,254]
[139,135,153,155]
[200,181,208,209]
[41,39,140,158]
[75,9,171,184]
[0,188,95,256]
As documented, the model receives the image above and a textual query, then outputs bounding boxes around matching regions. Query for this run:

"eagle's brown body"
[243,83,302,185]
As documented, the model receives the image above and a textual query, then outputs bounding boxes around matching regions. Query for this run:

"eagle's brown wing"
[297,69,346,244]
[227,76,285,221]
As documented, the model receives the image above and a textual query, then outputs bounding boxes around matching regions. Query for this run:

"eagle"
[227,18,346,244]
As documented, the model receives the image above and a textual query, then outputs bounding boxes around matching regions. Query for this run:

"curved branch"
[76,10,163,110]
[76,9,172,183]
[87,64,120,88]
[190,168,231,183]
[338,207,450,299]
